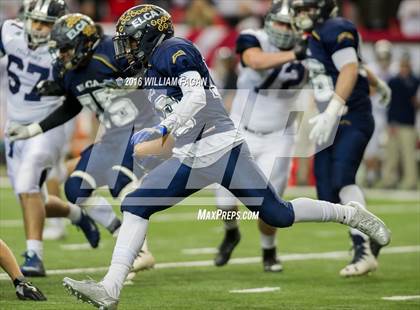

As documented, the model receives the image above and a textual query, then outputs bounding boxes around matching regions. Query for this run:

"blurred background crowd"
[0,0,419,190]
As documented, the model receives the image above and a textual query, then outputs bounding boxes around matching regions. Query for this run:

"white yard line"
[0,245,418,281]
[382,295,420,301]
[60,243,105,251]
[182,248,218,255]
[230,287,280,293]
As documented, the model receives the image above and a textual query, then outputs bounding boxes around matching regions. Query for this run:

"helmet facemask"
[265,17,296,50]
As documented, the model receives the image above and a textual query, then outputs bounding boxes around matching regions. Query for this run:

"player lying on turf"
[6,13,175,276]
[0,239,46,301]
[1,0,102,277]
[290,0,392,276]
[214,0,307,272]
[60,5,391,309]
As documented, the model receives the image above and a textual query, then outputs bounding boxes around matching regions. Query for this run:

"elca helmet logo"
[131,10,160,28]
[66,20,89,40]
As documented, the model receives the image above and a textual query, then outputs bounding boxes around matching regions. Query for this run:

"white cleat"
[339,236,378,277]
[348,202,391,246]
[340,254,378,277]
[63,277,118,310]
[131,250,155,272]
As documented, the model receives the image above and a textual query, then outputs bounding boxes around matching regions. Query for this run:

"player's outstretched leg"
[287,199,391,247]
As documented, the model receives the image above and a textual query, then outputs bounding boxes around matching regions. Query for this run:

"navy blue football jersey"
[146,37,236,148]
[55,35,158,130]
[307,17,370,112]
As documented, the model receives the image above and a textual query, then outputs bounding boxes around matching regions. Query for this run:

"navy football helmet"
[49,13,101,75]
[113,5,174,72]
[290,0,338,32]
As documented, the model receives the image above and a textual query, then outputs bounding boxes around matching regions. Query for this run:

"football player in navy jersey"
[290,0,392,276]
[61,5,390,308]
[214,0,307,272]
[7,13,165,272]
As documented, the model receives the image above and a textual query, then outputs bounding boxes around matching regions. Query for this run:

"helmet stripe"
[40,0,52,15]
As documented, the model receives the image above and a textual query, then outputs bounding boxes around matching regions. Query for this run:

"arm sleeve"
[160,71,206,133]
[331,47,358,71]
[39,95,82,132]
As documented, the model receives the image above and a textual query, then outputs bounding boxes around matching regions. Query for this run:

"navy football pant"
[121,143,295,228]
[314,112,374,203]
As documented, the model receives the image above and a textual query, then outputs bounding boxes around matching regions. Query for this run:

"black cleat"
[263,247,283,272]
[214,228,241,266]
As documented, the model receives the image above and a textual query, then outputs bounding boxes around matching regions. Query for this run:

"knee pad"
[65,170,96,204]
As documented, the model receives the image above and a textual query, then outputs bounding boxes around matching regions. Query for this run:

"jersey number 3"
[7,55,49,101]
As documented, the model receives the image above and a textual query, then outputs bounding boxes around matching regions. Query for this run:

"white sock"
[67,203,82,224]
[260,232,276,249]
[26,239,43,259]
[339,185,369,239]
[84,196,118,229]
[291,198,355,225]
[101,212,148,299]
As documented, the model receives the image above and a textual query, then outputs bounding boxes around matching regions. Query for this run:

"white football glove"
[6,122,43,142]
[309,95,346,146]
[376,78,391,106]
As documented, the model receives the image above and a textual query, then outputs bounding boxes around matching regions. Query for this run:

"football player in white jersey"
[1,0,100,276]
[214,0,307,272]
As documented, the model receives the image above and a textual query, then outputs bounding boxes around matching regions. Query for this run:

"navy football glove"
[130,125,168,146]
[36,80,65,96]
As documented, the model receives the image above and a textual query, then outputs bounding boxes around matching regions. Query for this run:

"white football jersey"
[1,19,62,124]
[231,29,306,133]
